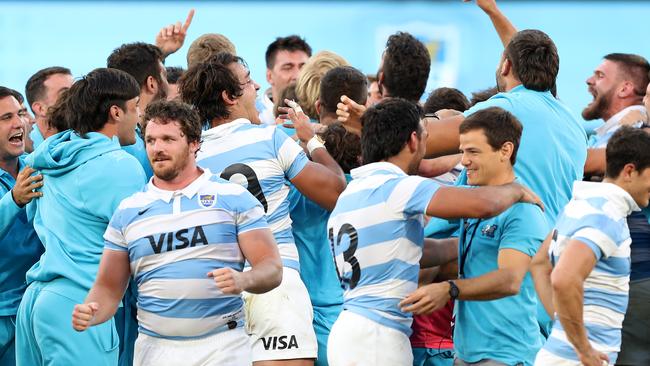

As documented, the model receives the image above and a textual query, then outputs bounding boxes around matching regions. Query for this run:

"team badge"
[198,194,216,208]
[481,224,498,238]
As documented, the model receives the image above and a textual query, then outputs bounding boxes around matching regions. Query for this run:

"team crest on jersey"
[481,224,498,238]
[198,194,216,208]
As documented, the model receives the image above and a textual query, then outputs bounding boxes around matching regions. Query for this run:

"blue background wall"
[1,1,648,126]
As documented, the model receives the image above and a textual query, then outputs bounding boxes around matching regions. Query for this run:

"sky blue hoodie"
[24,130,146,290]
[0,156,44,315]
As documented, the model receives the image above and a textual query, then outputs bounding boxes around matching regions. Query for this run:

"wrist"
[306,135,326,155]
[10,190,24,208]
[447,280,459,300]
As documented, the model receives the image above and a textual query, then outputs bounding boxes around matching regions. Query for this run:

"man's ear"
[315,100,321,116]
[221,90,238,106]
[145,75,158,95]
[501,58,512,77]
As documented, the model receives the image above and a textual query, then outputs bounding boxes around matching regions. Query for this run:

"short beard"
[582,91,612,121]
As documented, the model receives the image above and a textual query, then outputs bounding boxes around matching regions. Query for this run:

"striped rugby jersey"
[197,118,308,271]
[542,181,640,363]
[104,170,268,339]
[327,162,440,336]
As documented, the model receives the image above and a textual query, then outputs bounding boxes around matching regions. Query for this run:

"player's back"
[328,162,439,336]
[197,119,308,271]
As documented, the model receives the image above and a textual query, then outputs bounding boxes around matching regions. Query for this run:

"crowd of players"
[2,1,650,366]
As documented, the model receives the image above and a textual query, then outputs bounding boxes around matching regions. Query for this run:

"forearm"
[421,238,458,268]
[84,284,125,326]
[242,258,283,294]
[419,154,461,178]
[472,185,523,218]
[584,148,606,176]
[553,280,592,353]
[531,261,554,317]
[486,6,517,47]
[310,148,346,182]
[456,269,521,300]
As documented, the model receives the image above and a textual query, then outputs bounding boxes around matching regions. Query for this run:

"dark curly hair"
[319,123,361,173]
[361,98,423,164]
[143,100,202,144]
[382,32,431,102]
[179,52,245,127]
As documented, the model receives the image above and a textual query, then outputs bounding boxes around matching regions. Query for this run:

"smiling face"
[460,128,513,186]
[0,96,27,162]
[229,62,261,124]
[145,118,198,182]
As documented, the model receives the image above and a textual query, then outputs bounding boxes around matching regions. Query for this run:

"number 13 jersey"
[327,162,440,336]
[197,119,309,271]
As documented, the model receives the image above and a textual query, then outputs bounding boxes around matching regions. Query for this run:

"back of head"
[166,66,186,84]
[319,122,361,173]
[470,86,499,106]
[47,68,140,136]
[319,66,368,116]
[382,32,431,102]
[604,53,650,97]
[143,99,202,144]
[295,51,349,118]
[606,126,650,179]
[107,42,163,88]
[504,29,559,92]
[265,35,312,70]
[179,52,244,126]
[423,87,470,114]
[361,98,422,164]
[459,107,523,165]
[187,33,237,69]
[25,66,72,111]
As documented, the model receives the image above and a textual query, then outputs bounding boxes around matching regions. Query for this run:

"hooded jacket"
[24,130,146,290]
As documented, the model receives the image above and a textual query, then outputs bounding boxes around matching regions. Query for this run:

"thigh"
[246,268,317,362]
[33,287,119,366]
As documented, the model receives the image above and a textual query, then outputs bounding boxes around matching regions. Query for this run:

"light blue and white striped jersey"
[327,162,440,336]
[103,170,268,340]
[542,181,640,364]
[197,118,308,271]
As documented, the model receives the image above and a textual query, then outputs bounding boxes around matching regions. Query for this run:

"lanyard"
[459,219,481,278]
[0,179,10,193]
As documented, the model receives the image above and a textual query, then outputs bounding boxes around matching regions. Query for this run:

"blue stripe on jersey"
[543,334,619,363]
[583,288,629,314]
[139,318,245,341]
[110,201,173,231]
[105,240,126,252]
[555,213,629,245]
[272,227,295,245]
[342,260,419,288]
[345,300,412,335]
[138,295,242,319]
[353,219,423,250]
[127,223,238,262]
[554,320,623,348]
[135,258,244,284]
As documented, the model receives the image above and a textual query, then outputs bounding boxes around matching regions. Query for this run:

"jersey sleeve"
[499,203,548,257]
[103,208,128,252]
[387,176,441,216]
[234,188,269,234]
[571,213,628,259]
[463,95,514,118]
[0,189,24,239]
[273,127,309,180]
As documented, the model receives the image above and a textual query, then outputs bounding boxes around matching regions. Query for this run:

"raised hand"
[11,166,43,207]
[155,9,195,58]
[336,95,365,135]
[72,302,99,331]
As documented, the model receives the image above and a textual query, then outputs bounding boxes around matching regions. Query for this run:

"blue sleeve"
[0,189,23,238]
[273,127,308,180]
[78,154,146,222]
[398,177,441,216]
[103,207,129,251]
[463,95,514,117]
[499,203,548,257]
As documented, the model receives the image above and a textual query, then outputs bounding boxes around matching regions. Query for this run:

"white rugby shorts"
[244,267,317,361]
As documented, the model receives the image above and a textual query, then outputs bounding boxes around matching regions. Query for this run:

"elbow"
[474,199,502,219]
[550,270,574,294]
[268,261,283,291]
[501,270,523,296]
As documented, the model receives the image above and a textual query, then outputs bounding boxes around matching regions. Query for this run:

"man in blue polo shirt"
[402,107,547,366]
[0,87,44,366]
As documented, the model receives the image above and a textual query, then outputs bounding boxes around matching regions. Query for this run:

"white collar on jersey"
[595,105,646,136]
[350,161,407,180]
[571,180,640,217]
[146,168,213,203]
[202,118,252,141]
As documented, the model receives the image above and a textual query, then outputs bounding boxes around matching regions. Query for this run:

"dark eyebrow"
[0,112,12,119]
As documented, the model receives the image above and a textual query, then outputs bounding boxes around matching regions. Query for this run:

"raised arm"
[465,0,517,47]
[426,183,543,219]
[72,250,131,331]
[424,114,464,158]
[155,9,195,59]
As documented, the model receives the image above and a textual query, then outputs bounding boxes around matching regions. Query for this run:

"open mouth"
[8,132,23,145]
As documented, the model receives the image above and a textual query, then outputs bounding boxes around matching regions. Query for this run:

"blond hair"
[295,51,349,118]
[187,33,236,68]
